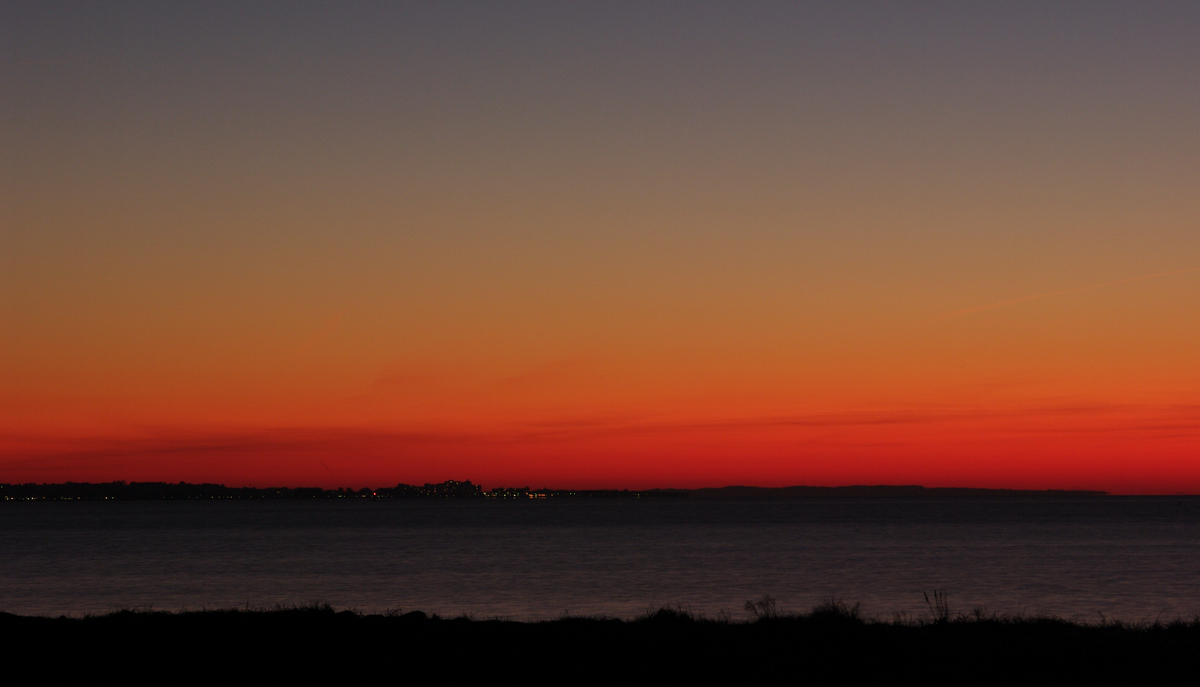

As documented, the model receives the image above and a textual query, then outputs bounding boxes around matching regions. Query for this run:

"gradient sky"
[3,2,1199,492]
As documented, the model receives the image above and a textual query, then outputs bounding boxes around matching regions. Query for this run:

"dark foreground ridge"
[2,603,1196,681]
[1,480,1108,500]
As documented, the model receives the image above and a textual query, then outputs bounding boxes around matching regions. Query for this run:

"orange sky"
[3,3,1199,492]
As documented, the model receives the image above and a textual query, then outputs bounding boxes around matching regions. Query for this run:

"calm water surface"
[3,498,1198,621]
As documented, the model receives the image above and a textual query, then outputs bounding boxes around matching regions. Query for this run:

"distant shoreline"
[0,480,1124,501]
[687,485,1112,499]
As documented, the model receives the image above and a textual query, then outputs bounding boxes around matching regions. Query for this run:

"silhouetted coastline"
[688,485,1111,499]
[0,480,1110,501]
[2,602,1195,680]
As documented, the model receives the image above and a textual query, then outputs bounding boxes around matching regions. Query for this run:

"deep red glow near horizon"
[6,396,1199,493]
[4,4,1200,494]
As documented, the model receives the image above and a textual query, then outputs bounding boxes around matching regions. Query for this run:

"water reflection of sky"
[3,498,1198,622]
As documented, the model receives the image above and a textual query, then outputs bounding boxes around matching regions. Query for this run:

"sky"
[3,2,1199,492]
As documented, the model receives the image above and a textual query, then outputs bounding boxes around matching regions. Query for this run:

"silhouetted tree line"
[0,480,688,501]
[1,481,1110,501]
[0,481,360,501]
[688,485,1110,498]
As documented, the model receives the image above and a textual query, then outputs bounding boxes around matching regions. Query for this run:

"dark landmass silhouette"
[0,480,687,500]
[0,480,1110,501]
[2,602,1195,681]
[688,485,1110,499]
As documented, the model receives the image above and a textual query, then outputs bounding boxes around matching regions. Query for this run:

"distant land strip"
[687,485,1109,499]
[0,480,1110,501]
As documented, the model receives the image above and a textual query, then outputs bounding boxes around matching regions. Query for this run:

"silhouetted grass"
[3,602,1198,681]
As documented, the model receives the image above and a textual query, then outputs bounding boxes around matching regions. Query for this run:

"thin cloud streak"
[6,401,1195,461]
[932,265,1200,322]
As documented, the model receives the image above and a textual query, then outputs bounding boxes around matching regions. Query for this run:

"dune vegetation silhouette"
[3,597,1197,680]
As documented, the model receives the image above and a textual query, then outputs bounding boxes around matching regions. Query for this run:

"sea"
[3,497,1198,622]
